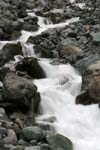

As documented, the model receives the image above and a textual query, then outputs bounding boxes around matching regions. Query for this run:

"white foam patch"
[70,0,76,3]
[75,3,85,9]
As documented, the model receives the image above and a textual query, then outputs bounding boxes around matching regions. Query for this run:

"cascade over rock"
[1,0,100,150]
[27,29,61,58]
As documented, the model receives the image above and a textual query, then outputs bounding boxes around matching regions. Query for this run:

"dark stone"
[15,57,46,79]
[0,42,22,67]
[33,92,41,113]
[0,1,23,40]
[23,17,38,32]
[0,67,10,81]
[11,0,22,7]
[76,91,96,105]
[27,29,61,58]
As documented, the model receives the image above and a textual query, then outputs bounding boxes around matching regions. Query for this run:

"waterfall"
[1,5,100,150]
[34,59,100,150]
[28,12,100,150]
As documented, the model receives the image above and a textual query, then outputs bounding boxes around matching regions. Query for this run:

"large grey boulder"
[2,71,40,112]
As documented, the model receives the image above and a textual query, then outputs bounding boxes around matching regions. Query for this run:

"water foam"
[35,60,100,150]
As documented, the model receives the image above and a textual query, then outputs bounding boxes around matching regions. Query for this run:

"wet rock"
[2,72,39,112]
[44,11,66,24]
[41,143,50,150]
[11,0,22,7]
[75,54,100,74]
[11,117,24,136]
[26,0,36,9]
[91,32,100,45]
[59,45,82,58]
[22,126,43,141]
[18,139,29,146]
[76,59,100,105]
[10,112,20,120]
[11,111,25,120]
[25,146,40,150]
[61,38,79,47]
[23,17,38,32]
[47,134,73,150]
[15,57,46,79]
[23,113,35,127]
[3,129,17,145]
[88,76,100,102]
[40,116,56,123]
[16,117,23,128]
[76,75,100,105]
[76,91,95,105]
[76,73,100,105]
[3,144,17,150]
[0,67,10,81]
[0,1,23,40]
[12,123,22,136]
[82,61,100,90]
[27,29,61,58]
[32,0,71,10]
[17,1,27,18]
[16,145,25,150]
[0,128,17,145]
[0,127,7,141]
[0,121,13,130]
[0,42,22,67]
[30,139,37,145]
[0,108,8,121]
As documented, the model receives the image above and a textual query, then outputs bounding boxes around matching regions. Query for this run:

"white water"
[75,3,85,9]
[35,60,100,150]
[0,5,100,150]
[70,0,76,3]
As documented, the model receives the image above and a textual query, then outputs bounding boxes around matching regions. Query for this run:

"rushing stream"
[35,60,100,150]
[0,2,100,150]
